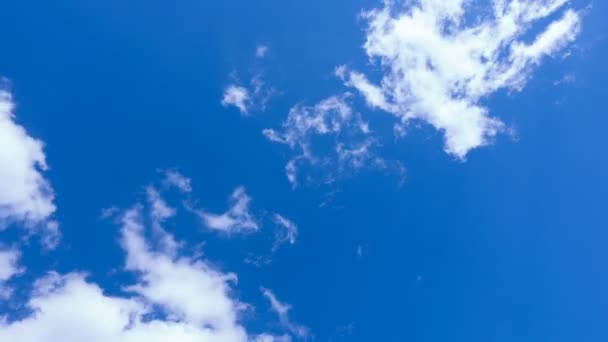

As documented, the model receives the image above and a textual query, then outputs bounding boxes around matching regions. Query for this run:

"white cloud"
[120,206,244,333]
[0,189,284,342]
[340,0,581,158]
[222,61,276,116]
[222,85,252,114]
[197,186,259,233]
[163,170,192,193]
[0,249,20,282]
[256,45,270,58]
[222,77,275,115]
[0,248,22,298]
[261,288,309,339]
[264,94,388,187]
[252,335,292,342]
[145,186,180,254]
[146,186,176,222]
[271,214,298,252]
[0,89,57,243]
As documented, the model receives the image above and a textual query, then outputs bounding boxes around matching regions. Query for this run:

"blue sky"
[0,0,607,341]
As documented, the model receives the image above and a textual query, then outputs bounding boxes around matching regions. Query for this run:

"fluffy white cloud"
[340,0,581,158]
[264,94,392,187]
[196,186,259,233]
[0,188,289,342]
[261,288,309,339]
[223,85,251,114]
[0,89,57,243]
[120,206,245,335]
[222,68,275,116]
[271,214,298,252]
[1,271,249,342]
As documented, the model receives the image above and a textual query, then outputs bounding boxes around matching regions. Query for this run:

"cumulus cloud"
[0,186,287,342]
[264,94,395,187]
[261,288,309,339]
[0,88,58,246]
[339,0,581,158]
[223,85,252,114]
[196,186,259,233]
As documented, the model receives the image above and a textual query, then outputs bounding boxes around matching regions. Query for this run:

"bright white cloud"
[197,186,259,233]
[222,67,275,116]
[264,94,390,187]
[120,206,245,333]
[222,85,252,114]
[271,214,298,252]
[0,188,285,342]
[261,288,309,339]
[340,0,581,158]
[0,89,57,243]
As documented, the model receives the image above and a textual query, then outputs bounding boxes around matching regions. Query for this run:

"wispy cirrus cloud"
[339,0,581,158]
[261,287,309,339]
[162,169,193,193]
[222,46,276,115]
[264,94,400,187]
[195,186,259,233]
[271,214,298,252]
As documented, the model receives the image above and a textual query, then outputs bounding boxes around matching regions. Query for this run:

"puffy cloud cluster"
[0,89,58,245]
[0,207,244,340]
[339,0,581,158]
[0,184,299,342]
